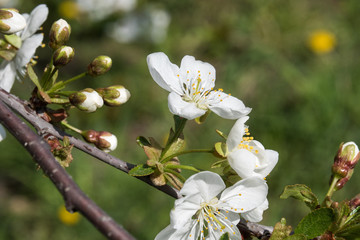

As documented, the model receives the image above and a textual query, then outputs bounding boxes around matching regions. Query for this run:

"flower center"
[237,127,259,155]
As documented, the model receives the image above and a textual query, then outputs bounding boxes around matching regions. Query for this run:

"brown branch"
[0,89,273,239]
[0,99,135,240]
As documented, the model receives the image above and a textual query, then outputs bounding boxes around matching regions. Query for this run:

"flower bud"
[332,142,360,178]
[96,131,118,152]
[69,88,103,112]
[49,19,71,50]
[87,55,112,76]
[0,8,26,34]
[53,46,74,67]
[97,85,131,106]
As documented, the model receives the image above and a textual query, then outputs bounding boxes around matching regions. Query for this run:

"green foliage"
[128,164,154,176]
[294,208,334,239]
[219,232,230,240]
[280,184,319,210]
[269,218,292,240]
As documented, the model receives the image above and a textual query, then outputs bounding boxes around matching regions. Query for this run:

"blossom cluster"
[147,53,279,239]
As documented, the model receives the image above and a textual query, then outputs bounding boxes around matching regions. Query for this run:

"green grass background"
[1,0,360,239]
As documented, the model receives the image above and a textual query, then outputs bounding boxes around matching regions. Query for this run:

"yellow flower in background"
[58,206,80,225]
[58,1,80,20]
[308,30,337,54]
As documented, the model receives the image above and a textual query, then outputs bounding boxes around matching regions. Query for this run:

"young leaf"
[336,210,360,239]
[27,64,42,90]
[269,218,292,240]
[280,184,319,210]
[136,136,151,148]
[284,234,307,240]
[128,164,154,176]
[295,208,334,239]
[143,146,161,161]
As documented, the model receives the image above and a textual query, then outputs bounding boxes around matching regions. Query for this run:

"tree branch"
[0,99,135,240]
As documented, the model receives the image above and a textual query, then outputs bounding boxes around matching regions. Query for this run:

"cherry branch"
[0,99,135,240]
[0,89,273,239]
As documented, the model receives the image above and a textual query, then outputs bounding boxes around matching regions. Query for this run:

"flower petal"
[241,199,269,223]
[155,220,199,240]
[168,92,206,120]
[0,62,16,92]
[227,149,257,179]
[179,55,216,92]
[220,177,268,214]
[256,149,278,178]
[180,171,226,201]
[147,52,182,93]
[226,116,249,150]
[209,92,251,119]
[15,34,44,72]
[170,194,202,228]
[21,4,49,40]
[0,124,6,142]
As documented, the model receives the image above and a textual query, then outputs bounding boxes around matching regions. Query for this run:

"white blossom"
[227,116,278,179]
[147,52,251,120]
[155,171,268,240]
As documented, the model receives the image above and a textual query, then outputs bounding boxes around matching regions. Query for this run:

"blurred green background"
[1,0,360,239]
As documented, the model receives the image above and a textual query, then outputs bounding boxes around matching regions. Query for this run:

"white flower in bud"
[98,133,118,152]
[102,85,131,106]
[0,9,27,34]
[49,18,71,49]
[70,89,103,112]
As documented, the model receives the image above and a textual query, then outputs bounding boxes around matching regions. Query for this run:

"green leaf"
[162,136,185,160]
[269,218,292,240]
[27,64,42,90]
[143,146,161,161]
[194,110,210,124]
[128,164,155,176]
[295,208,334,238]
[284,234,307,240]
[280,184,319,210]
[336,210,360,239]
[165,164,200,172]
[214,142,228,158]
[219,232,230,240]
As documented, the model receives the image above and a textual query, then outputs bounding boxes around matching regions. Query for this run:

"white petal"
[227,149,257,179]
[15,34,43,71]
[21,4,49,40]
[147,52,182,93]
[180,171,225,201]
[179,55,216,92]
[170,194,202,228]
[220,177,268,213]
[256,150,278,178]
[241,199,269,223]
[168,92,206,120]
[0,124,6,142]
[226,116,249,150]
[0,62,16,92]
[155,220,199,240]
[209,92,251,119]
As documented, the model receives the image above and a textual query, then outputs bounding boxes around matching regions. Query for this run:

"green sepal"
[128,164,155,176]
[0,49,16,61]
[214,142,228,158]
[194,110,210,124]
[269,218,292,240]
[4,34,21,49]
[216,129,228,140]
[136,136,151,148]
[280,184,319,210]
[27,64,42,90]
[219,232,230,240]
[294,208,334,239]
[211,159,228,169]
[164,172,183,190]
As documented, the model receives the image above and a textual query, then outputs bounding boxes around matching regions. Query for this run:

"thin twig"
[0,99,135,240]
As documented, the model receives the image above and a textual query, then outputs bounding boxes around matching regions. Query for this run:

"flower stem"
[322,175,340,207]
[61,121,82,134]
[62,72,87,86]
[161,148,214,164]
[50,98,70,104]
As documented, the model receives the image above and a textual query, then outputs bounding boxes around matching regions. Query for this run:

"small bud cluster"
[82,130,118,152]
[331,142,360,190]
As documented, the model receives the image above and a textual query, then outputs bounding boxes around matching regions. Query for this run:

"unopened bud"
[53,46,74,67]
[332,142,360,178]
[81,129,98,143]
[97,85,130,106]
[97,131,117,152]
[87,55,112,76]
[0,8,26,34]
[49,19,71,50]
[69,88,103,112]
